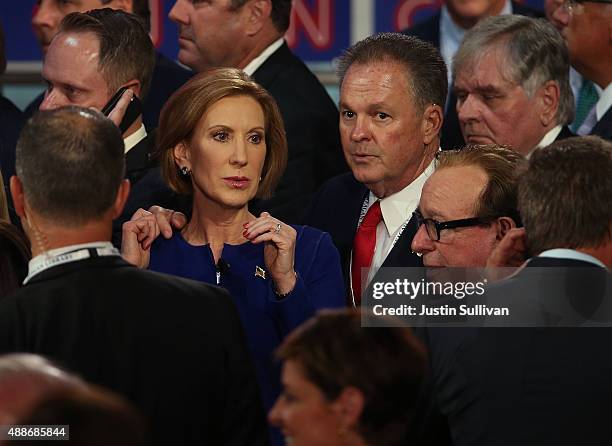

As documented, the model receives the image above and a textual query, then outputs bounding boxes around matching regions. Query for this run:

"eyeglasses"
[412,210,492,242]
[561,0,612,14]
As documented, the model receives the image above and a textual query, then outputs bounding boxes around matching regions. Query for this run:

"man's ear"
[173,141,191,171]
[495,216,517,241]
[422,103,444,146]
[112,179,131,219]
[121,79,143,99]
[536,80,560,127]
[332,387,365,430]
[243,0,272,36]
[9,175,26,219]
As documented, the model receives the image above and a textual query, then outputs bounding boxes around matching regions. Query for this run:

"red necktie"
[351,200,383,306]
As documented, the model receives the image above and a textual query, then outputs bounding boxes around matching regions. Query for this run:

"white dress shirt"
[124,124,147,155]
[242,38,285,76]
[365,159,436,284]
[440,0,513,104]
[595,82,612,124]
[528,125,563,158]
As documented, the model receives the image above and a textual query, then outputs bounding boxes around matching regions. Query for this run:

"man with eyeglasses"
[551,0,612,140]
[411,144,525,266]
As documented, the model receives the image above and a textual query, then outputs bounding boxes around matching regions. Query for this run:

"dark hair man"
[0,106,267,446]
[30,0,191,129]
[168,0,347,223]
[306,32,446,306]
[38,9,179,245]
[403,0,542,150]
[551,0,612,140]
[411,144,525,266]
[454,15,576,156]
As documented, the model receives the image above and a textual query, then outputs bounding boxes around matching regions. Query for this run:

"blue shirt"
[149,225,346,414]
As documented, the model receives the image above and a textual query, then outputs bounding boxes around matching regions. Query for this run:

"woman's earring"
[180,166,191,177]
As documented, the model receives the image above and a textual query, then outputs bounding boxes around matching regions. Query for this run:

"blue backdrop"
[0,0,543,65]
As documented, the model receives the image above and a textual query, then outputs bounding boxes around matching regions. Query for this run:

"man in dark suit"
[452,15,575,156]
[428,136,612,446]
[305,33,446,306]
[0,106,268,446]
[37,9,180,245]
[28,0,192,130]
[168,0,346,223]
[403,0,542,150]
[551,0,611,140]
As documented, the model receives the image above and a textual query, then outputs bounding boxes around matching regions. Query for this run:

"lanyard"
[24,246,120,285]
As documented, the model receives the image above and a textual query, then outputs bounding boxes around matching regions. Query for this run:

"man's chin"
[466,135,494,145]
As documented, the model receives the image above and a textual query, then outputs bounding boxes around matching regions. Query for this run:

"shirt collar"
[368,158,436,237]
[242,38,285,76]
[538,248,607,269]
[529,125,563,158]
[124,124,147,155]
[596,82,612,122]
[26,242,117,284]
[440,5,465,47]
[441,0,512,33]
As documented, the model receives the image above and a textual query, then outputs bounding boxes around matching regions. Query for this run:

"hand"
[487,228,528,267]
[244,212,297,295]
[121,208,161,269]
[106,89,133,129]
[148,205,188,239]
[486,228,528,281]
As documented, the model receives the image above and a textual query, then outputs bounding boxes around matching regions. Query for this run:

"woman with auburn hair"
[122,68,345,438]
[269,309,427,446]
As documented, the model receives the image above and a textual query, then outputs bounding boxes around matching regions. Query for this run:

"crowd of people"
[0,0,610,445]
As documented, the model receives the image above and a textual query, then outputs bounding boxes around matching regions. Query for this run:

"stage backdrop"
[0,0,543,69]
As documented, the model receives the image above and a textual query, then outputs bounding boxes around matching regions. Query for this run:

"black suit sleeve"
[213,289,269,446]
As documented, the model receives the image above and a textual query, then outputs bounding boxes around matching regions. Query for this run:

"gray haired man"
[453,15,575,155]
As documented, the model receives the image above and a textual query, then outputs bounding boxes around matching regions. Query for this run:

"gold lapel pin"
[255,266,267,280]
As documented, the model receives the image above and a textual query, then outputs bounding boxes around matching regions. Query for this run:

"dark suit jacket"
[25,52,192,130]
[0,255,268,446]
[250,43,347,224]
[427,256,612,446]
[402,3,543,151]
[305,172,422,303]
[592,106,612,141]
[555,125,575,142]
[0,96,25,224]
[112,131,186,247]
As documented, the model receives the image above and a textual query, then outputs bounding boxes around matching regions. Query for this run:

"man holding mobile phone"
[38,8,179,245]
[29,0,192,130]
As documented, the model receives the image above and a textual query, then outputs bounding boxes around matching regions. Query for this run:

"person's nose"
[169,0,189,26]
[411,223,435,256]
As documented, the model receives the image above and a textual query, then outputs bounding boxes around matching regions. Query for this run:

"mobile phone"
[101,87,142,134]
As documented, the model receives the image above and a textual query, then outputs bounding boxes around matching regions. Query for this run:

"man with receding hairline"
[37,8,181,246]
[29,0,191,129]
[453,15,576,156]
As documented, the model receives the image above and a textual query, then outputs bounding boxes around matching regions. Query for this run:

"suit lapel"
[380,214,423,268]
[591,107,612,140]
[125,131,155,185]
[251,43,292,89]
